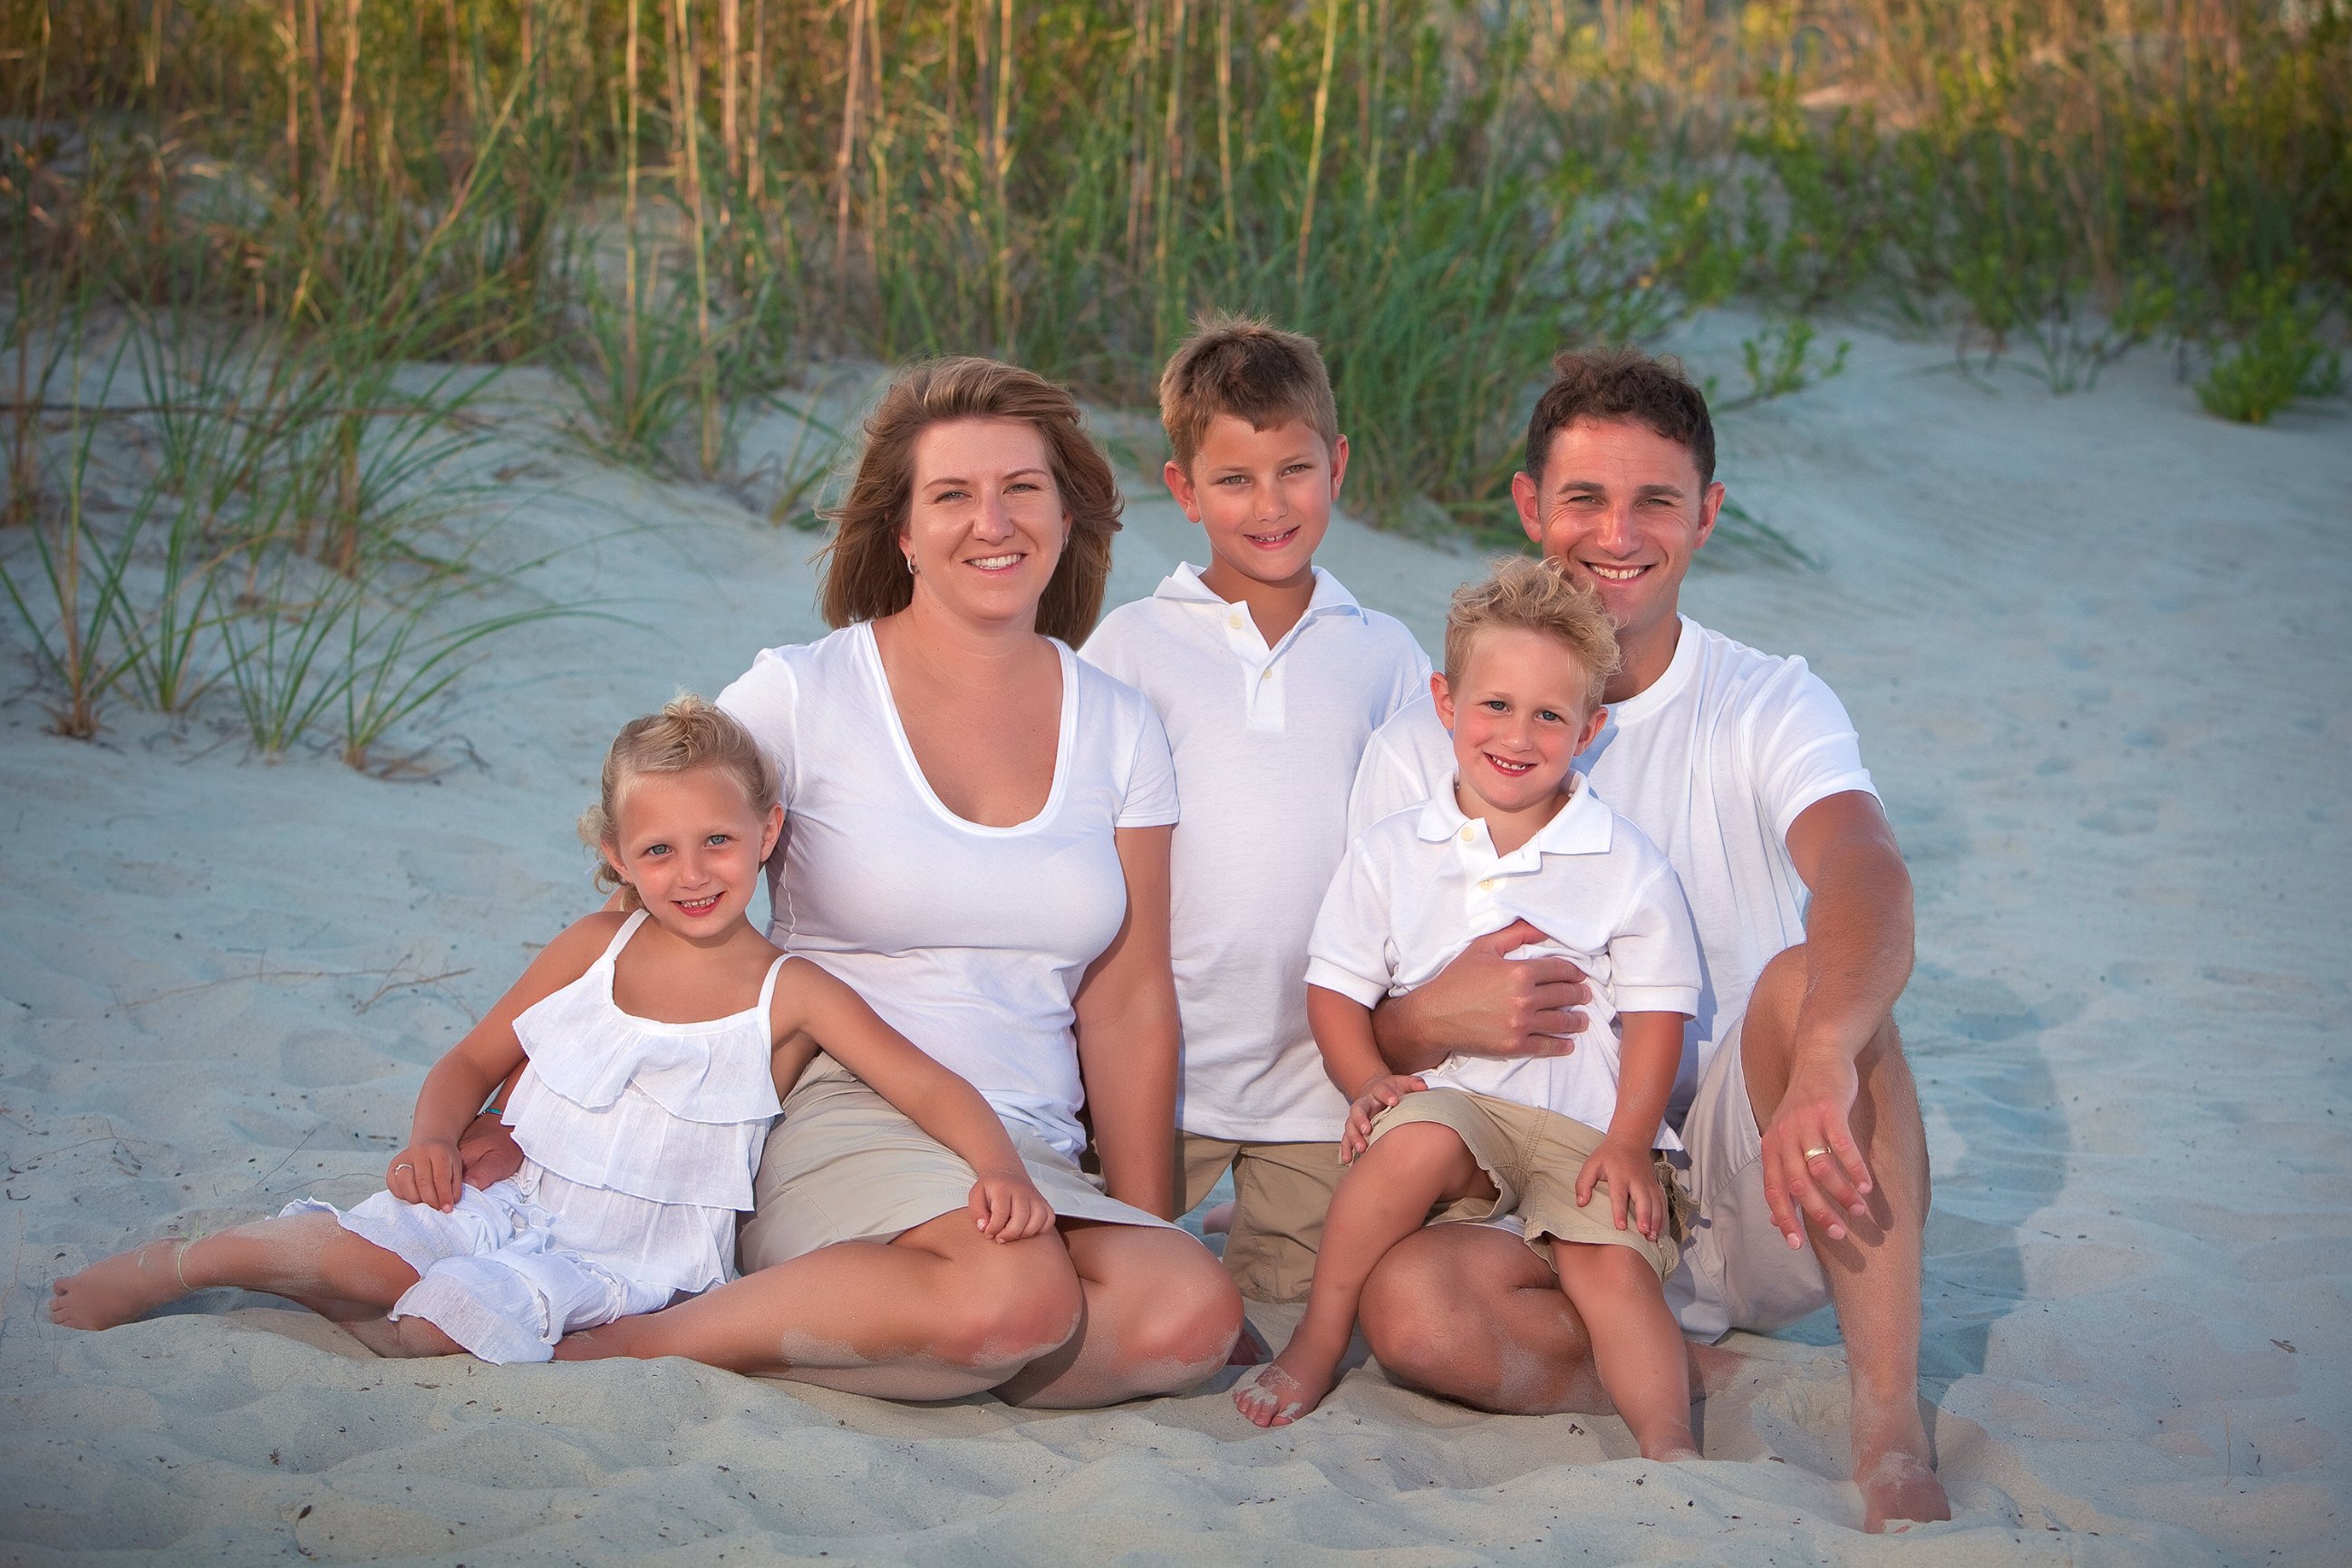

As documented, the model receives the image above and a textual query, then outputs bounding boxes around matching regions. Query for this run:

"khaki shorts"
[1368,1089,1684,1281]
[1179,1133,1344,1303]
[739,1056,1178,1273]
[1663,1015,1832,1338]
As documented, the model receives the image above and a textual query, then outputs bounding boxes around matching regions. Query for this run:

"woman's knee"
[930,1238,1085,1372]
[1079,1229,1242,1387]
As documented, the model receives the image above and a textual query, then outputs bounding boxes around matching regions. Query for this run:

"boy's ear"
[1162,458,1201,522]
[1576,704,1609,754]
[1327,433,1350,498]
[1431,671,1456,730]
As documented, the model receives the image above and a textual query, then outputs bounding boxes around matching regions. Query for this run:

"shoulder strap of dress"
[596,908,651,966]
[753,950,791,1020]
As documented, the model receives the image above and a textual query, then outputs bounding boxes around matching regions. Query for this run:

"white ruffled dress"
[286,911,787,1363]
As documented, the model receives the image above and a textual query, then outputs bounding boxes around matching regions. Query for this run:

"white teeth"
[1486,755,1533,774]
[969,554,1021,569]
[1587,564,1645,581]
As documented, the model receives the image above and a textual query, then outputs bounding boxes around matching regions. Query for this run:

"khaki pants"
[1178,1134,1345,1303]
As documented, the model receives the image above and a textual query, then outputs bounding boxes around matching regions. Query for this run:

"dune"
[2,315,2346,1564]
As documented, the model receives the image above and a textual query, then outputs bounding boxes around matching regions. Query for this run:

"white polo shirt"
[1308,779,1701,1144]
[1082,564,1430,1142]
[1347,614,1878,1117]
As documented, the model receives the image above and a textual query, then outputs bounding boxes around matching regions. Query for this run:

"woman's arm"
[781,963,1052,1239]
[393,915,618,1210]
[1071,825,1180,1217]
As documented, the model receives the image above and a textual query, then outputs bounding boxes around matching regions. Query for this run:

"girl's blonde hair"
[578,694,780,906]
[1443,556,1622,711]
[818,356,1124,644]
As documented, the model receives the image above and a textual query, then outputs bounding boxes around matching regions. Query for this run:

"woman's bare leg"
[556,1210,1085,1400]
[1553,1241,1697,1460]
[50,1213,418,1331]
[993,1222,1243,1408]
[1235,1123,1492,1428]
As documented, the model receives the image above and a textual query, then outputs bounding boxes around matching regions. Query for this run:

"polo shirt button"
[1259,669,1272,681]
[1478,878,1497,892]
[1458,827,1476,843]
[1227,613,1243,629]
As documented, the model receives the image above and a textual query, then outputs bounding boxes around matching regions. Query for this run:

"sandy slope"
[1,320,2346,1565]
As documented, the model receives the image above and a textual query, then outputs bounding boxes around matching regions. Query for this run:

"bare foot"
[1233,1355,1336,1428]
[1224,1319,1265,1367]
[1858,1447,1950,1533]
[48,1240,191,1331]
[1640,1434,1702,1462]
[1200,1201,1234,1235]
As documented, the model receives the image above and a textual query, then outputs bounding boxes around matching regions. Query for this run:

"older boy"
[1347,348,1950,1530]
[1083,316,1429,1302]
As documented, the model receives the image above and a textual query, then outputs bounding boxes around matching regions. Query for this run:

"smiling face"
[603,766,784,940]
[1435,625,1611,820]
[1509,418,1724,689]
[901,417,1070,632]
[1163,414,1347,601]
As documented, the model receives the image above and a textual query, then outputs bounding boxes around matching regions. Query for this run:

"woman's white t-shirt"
[716,622,1180,1157]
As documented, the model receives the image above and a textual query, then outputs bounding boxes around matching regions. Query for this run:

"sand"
[2,317,2347,1564]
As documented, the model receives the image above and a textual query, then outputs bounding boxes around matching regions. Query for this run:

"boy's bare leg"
[1235,1123,1492,1428]
[1739,949,1948,1531]
[50,1212,418,1331]
[1552,1241,1696,1460]
[556,1210,1088,1401]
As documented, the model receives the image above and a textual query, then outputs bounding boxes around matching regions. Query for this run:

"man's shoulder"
[1672,617,1854,730]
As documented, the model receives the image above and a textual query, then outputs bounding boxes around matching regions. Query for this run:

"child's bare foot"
[1640,1434,1702,1462]
[1199,1200,1235,1235]
[1857,1447,1950,1534]
[48,1240,192,1330]
[1233,1352,1337,1428]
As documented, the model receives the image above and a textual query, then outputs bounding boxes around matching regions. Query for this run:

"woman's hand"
[1574,1136,1664,1239]
[1341,1073,1427,1163]
[388,1139,465,1213]
[457,1111,525,1189]
[967,1166,1056,1242]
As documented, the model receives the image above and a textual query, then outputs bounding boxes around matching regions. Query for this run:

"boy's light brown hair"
[579,693,780,905]
[1158,313,1340,472]
[1443,556,1621,712]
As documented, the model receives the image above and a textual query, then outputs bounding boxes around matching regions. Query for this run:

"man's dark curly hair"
[1523,346,1715,489]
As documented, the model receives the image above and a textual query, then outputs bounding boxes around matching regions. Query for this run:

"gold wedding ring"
[1801,1147,1832,1162]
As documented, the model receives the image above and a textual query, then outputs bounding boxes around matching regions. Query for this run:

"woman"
[526,358,1242,1404]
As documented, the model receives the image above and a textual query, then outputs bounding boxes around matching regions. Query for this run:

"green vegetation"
[1,2,2346,747]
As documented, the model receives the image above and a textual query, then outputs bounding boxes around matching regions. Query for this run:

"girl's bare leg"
[1235,1123,1492,1428]
[992,1222,1243,1408]
[50,1213,419,1331]
[555,1209,1086,1400]
[1552,1240,1697,1461]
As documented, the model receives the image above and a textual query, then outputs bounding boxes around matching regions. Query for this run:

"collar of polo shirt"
[1412,771,1615,857]
[1155,561,1366,626]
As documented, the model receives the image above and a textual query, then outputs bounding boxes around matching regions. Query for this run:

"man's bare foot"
[1234,1353,1337,1428]
[1854,1401,1950,1532]
[48,1240,192,1331]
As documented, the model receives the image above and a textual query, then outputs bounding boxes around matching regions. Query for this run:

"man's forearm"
[1791,836,1914,1065]
[1369,986,1453,1075]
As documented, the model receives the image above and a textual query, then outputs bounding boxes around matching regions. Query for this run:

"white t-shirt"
[717,622,1180,1157]
[1083,564,1428,1141]
[1349,615,1878,1116]
[1307,780,1700,1145]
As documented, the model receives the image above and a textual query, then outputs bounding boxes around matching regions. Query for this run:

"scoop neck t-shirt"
[717,621,1179,1157]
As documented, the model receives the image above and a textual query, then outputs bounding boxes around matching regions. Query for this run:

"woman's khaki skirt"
[739,1054,1179,1273]
[1367,1088,1688,1280]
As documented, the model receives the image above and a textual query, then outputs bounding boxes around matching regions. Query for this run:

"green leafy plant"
[2196,283,2346,425]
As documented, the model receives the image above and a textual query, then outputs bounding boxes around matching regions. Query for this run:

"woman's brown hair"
[818,357,1124,644]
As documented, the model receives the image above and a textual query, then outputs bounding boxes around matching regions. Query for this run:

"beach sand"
[2,320,2346,1564]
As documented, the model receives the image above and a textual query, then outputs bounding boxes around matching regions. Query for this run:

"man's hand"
[457,1112,525,1190]
[1373,920,1592,1073]
[1759,1049,1873,1247]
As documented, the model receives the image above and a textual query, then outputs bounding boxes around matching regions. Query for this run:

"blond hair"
[578,694,780,905]
[818,356,1123,644]
[1443,557,1621,711]
[1157,313,1340,474]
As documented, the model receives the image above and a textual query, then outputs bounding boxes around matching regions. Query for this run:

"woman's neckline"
[856,619,1076,837]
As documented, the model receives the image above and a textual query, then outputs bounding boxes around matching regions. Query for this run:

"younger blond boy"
[1081,316,1428,1302]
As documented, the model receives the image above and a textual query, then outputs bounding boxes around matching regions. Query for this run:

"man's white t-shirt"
[1349,615,1878,1116]
[718,622,1180,1158]
[1307,780,1701,1144]
[1083,564,1429,1142]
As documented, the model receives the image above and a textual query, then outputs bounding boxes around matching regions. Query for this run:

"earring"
[904,553,918,576]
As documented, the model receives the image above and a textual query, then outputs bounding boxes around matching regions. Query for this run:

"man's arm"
[1368,919,1592,1073]
[1760,789,1914,1237]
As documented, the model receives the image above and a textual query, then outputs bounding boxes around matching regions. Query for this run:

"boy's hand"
[967,1168,1056,1242]
[388,1140,464,1214]
[1341,1074,1428,1163]
[1573,1137,1663,1239]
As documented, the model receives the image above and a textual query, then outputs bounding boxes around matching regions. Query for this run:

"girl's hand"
[1341,1074,1428,1164]
[1573,1137,1663,1239]
[388,1140,464,1214]
[967,1168,1056,1242]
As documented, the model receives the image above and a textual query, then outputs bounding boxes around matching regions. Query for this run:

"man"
[1342,347,1950,1532]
